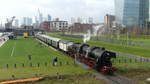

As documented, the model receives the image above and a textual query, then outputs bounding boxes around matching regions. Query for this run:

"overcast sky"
[0,0,114,24]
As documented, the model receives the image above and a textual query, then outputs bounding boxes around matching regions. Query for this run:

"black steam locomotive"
[36,34,117,75]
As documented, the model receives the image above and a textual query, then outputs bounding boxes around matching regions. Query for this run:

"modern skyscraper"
[47,14,52,21]
[39,13,43,23]
[77,17,82,23]
[34,16,38,23]
[88,17,93,24]
[14,19,19,27]
[23,17,27,25]
[71,17,76,24]
[23,17,32,26]
[115,0,149,28]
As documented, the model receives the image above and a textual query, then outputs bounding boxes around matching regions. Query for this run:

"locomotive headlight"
[106,53,110,56]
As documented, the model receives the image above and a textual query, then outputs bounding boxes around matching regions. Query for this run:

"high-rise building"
[39,13,43,23]
[115,0,149,28]
[71,17,76,24]
[0,22,2,28]
[88,17,93,24]
[23,17,32,26]
[23,17,27,25]
[14,19,19,27]
[47,14,52,21]
[77,17,82,23]
[34,16,38,23]
[104,14,115,28]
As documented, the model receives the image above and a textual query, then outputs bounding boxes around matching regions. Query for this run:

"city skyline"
[0,0,114,24]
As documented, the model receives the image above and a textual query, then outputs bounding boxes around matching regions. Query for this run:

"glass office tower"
[115,0,149,28]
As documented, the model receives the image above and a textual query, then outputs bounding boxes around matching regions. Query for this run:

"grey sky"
[0,0,114,23]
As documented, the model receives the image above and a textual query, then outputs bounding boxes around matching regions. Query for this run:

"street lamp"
[145,19,148,35]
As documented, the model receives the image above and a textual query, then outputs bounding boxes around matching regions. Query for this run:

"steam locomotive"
[36,34,117,75]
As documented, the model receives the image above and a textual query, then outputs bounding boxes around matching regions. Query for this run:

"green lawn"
[47,33,150,58]
[114,34,150,41]
[94,34,150,48]
[47,33,150,84]
[114,62,150,84]
[1,35,149,83]
[0,37,88,81]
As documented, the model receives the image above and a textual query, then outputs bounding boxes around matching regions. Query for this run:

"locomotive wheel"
[100,67,108,75]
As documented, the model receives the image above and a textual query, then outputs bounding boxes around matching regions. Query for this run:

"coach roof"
[59,40,73,44]
[40,34,61,42]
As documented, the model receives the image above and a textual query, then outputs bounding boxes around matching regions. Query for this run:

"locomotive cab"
[95,51,116,74]
[88,47,116,74]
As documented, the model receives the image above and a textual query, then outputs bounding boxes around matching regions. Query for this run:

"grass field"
[112,55,150,84]
[47,33,150,84]
[114,62,150,84]
[0,34,149,84]
[113,34,150,41]
[47,33,150,58]
[0,37,88,81]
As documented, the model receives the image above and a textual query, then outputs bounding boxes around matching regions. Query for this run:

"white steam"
[93,25,104,36]
[83,24,105,43]
[83,30,91,43]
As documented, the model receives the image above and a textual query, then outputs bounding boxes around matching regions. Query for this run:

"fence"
[0,61,77,82]
[60,34,150,48]
[3,58,149,69]
[112,58,150,63]
[0,61,76,69]
[91,36,150,48]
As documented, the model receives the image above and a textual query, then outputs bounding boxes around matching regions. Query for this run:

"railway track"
[93,70,138,84]
[76,61,138,84]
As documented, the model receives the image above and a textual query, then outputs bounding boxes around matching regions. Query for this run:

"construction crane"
[5,16,15,30]
[38,8,43,23]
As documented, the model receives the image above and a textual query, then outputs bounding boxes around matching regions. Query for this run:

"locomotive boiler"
[68,43,116,74]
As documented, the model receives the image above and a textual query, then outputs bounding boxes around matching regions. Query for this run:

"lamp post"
[145,19,148,35]
[126,32,129,45]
